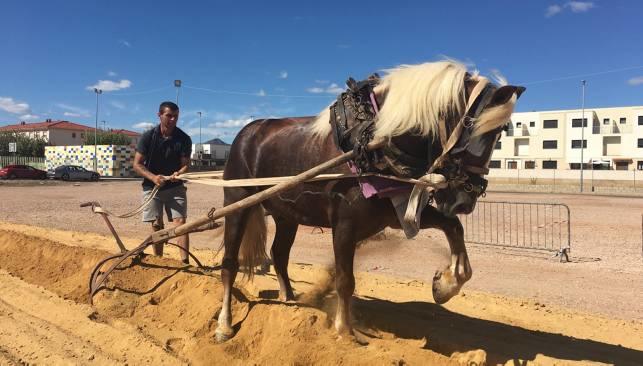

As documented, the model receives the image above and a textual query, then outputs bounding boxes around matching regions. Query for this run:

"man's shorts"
[142,185,188,222]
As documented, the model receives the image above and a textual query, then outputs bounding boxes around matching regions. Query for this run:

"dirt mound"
[1,226,642,365]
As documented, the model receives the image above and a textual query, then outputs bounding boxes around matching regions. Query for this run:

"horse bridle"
[428,77,500,198]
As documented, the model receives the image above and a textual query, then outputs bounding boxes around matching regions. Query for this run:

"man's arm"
[133,152,165,186]
[170,156,190,181]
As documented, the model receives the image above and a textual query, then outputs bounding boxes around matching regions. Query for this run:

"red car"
[0,164,48,179]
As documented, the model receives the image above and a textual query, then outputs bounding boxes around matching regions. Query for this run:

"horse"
[214,60,525,342]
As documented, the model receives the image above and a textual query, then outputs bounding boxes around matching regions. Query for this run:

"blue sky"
[1,0,641,143]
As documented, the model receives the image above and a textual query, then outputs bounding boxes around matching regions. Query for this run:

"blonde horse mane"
[311,60,516,140]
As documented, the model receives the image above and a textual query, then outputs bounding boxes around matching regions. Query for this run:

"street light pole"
[580,80,586,193]
[198,111,202,146]
[174,79,182,105]
[93,88,102,172]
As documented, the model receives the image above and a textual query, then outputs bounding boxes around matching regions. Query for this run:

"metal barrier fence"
[460,201,571,262]
[0,156,46,169]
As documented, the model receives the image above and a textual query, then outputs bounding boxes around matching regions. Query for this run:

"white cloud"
[546,2,594,17]
[86,79,132,92]
[0,97,31,114]
[326,83,345,94]
[133,121,155,130]
[119,40,132,48]
[257,89,266,97]
[211,118,253,128]
[307,83,344,94]
[108,71,117,77]
[315,80,330,84]
[63,112,85,118]
[628,76,643,86]
[19,114,39,120]
[545,4,562,17]
[279,71,288,79]
[57,103,90,118]
[566,1,594,12]
[110,101,126,110]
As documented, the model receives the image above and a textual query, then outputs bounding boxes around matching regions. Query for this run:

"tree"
[82,131,132,145]
[0,132,49,157]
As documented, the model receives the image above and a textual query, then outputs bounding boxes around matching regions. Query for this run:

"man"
[133,101,192,264]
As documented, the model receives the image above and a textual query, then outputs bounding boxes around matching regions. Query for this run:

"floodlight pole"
[93,88,102,172]
[174,79,182,105]
[580,80,586,193]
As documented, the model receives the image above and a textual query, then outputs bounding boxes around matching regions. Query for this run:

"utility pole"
[174,80,182,105]
[198,111,202,146]
[93,88,102,172]
[580,80,586,193]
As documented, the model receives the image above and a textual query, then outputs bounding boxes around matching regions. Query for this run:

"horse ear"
[491,85,526,105]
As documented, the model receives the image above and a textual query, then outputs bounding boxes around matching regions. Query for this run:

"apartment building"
[0,119,140,146]
[491,105,643,171]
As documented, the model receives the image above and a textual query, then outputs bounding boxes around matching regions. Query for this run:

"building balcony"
[592,124,632,134]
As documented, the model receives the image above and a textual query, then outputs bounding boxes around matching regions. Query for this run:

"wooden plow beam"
[86,139,388,302]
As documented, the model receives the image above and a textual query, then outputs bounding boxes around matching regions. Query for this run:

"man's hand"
[152,175,166,186]
[169,171,181,182]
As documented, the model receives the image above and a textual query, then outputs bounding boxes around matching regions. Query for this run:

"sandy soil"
[0,179,642,365]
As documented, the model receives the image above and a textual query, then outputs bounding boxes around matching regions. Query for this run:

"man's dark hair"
[159,101,179,113]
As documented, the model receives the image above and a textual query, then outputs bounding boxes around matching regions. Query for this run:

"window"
[524,161,536,169]
[620,117,626,124]
[604,118,610,125]
[638,138,643,148]
[569,163,590,170]
[543,119,558,129]
[72,132,76,138]
[529,121,535,127]
[571,118,588,127]
[515,122,522,128]
[507,161,518,169]
[637,161,643,170]
[489,160,501,169]
[639,116,643,125]
[542,160,557,169]
[571,140,587,149]
[543,140,558,149]
[494,141,502,150]
[615,161,629,170]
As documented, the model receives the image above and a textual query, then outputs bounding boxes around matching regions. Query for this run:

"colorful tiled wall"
[45,145,136,177]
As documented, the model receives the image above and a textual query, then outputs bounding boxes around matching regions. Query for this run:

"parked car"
[50,165,100,181]
[0,164,48,180]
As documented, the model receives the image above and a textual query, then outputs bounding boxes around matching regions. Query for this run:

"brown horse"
[214,60,524,341]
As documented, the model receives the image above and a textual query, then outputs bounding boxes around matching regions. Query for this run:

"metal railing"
[0,156,46,169]
[459,201,571,261]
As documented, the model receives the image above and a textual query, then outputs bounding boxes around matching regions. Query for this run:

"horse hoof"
[432,269,460,304]
[214,329,234,343]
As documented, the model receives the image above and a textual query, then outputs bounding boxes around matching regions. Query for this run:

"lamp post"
[197,111,202,146]
[93,88,102,172]
[579,80,586,192]
[174,79,182,105]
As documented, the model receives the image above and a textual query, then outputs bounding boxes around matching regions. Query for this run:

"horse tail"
[239,204,268,281]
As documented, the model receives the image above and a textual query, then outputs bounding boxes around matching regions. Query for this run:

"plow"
[82,139,449,303]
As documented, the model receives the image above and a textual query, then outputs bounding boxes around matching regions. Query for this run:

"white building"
[192,138,231,168]
[492,105,643,171]
[0,119,140,146]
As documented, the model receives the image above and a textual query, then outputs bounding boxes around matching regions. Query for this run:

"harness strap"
[429,78,490,172]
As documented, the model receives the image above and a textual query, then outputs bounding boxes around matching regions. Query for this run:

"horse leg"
[422,208,472,304]
[270,218,298,301]
[332,226,357,335]
[214,208,247,343]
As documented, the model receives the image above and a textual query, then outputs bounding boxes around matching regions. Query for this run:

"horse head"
[432,84,525,216]
[368,62,525,217]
